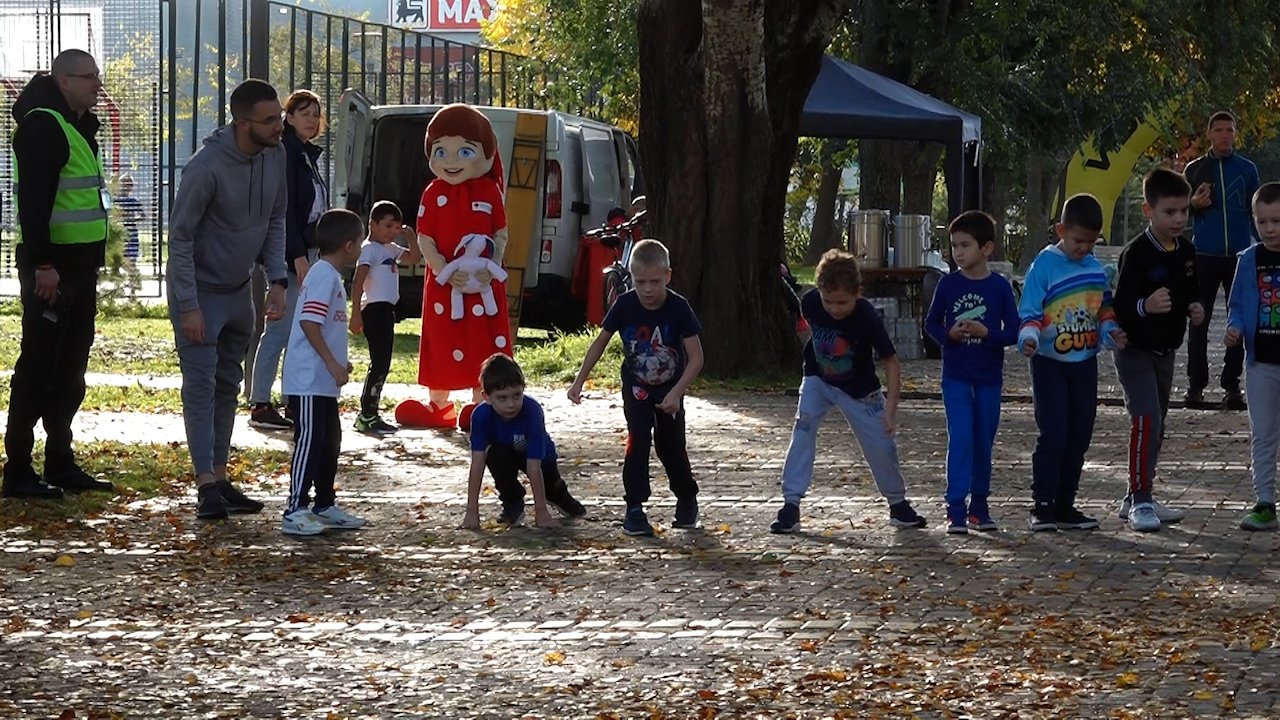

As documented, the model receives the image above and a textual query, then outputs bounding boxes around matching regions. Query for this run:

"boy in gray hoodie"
[166,79,290,520]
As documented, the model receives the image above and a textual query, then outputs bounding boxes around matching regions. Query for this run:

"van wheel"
[602,268,626,318]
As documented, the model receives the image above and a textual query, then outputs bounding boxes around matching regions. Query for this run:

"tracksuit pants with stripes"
[286,395,341,515]
[1113,347,1174,504]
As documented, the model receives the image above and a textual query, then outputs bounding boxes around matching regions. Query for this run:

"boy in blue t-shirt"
[770,248,927,533]
[462,354,586,529]
[568,239,704,537]
[925,211,1019,533]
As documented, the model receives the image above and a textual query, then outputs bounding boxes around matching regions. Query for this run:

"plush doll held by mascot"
[394,104,512,431]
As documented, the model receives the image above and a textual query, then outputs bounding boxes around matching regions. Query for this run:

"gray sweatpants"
[170,285,255,478]
[1113,347,1175,501]
[1245,362,1280,504]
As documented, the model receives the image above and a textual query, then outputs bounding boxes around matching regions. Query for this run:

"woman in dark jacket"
[247,89,329,429]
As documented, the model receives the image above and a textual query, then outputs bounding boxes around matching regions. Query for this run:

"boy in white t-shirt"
[349,201,421,434]
[281,209,365,536]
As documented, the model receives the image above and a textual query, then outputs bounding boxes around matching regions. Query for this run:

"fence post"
[248,0,270,80]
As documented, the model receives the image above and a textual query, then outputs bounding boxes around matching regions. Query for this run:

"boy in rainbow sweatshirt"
[1018,194,1127,531]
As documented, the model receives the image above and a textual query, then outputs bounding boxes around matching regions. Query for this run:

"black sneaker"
[888,500,927,528]
[45,466,114,493]
[1056,506,1099,530]
[551,494,587,518]
[770,502,800,534]
[1184,387,1205,407]
[196,484,229,520]
[497,504,525,526]
[217,480,265,514]
[622,507,655,536]
[1,470,63,500]
[1028,507,1057,532]
[672,497,699,529]
[249,404,292,430]
[1224,388,1247,411]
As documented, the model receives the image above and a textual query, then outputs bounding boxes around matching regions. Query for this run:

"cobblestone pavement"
[3,338,1279,718]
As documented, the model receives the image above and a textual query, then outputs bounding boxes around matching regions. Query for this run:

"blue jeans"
[249,270,300,405]
[780,375,908,507]
[941,378,1002,513]
[1030,354,1098,512]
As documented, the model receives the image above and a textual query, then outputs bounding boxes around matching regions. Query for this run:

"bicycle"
[587,209,647,317]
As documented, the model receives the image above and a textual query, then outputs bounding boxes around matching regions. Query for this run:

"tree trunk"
[803,161,843,264]
[638,0,842,378]
[902,141,943,216]
[1017,152,1065,270]
[858,139,901,213]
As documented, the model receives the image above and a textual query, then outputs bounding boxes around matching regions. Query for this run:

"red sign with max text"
[389,0,498,32]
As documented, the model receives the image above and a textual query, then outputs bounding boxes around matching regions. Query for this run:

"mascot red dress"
[395,104,513,431]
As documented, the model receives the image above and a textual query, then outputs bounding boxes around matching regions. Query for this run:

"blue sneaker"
[622,507,654,536]
[946,506,968,534]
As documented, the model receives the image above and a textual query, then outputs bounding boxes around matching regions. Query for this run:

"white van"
[332,91,642,328]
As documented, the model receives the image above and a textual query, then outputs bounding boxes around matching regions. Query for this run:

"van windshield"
[370,115,434,221]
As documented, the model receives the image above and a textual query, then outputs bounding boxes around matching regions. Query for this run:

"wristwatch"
[270,277,288,290]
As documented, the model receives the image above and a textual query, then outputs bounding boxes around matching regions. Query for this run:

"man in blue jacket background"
[1183,111,1261,410]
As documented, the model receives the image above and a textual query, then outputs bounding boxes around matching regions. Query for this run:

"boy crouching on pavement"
[462,353,587,529]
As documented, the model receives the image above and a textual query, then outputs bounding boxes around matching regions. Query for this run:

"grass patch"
[0,378,186,413]
[0,440,291,534]
[516,328,624,389]
[790,263,816,287]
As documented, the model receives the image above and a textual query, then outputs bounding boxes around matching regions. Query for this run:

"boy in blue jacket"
[1018,194,1126,531]
[1227,182,1280,530]
[925,211,1019,533]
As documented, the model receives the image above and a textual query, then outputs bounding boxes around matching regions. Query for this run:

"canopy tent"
[800,55,982,221]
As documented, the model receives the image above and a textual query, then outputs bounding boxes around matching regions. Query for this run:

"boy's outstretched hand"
[1225,327,1243,347]
[882,407,897,436]
[567,383,584,404]
[1020,337,1038,357]
[460,511,481,530]
[534,510,558,529]
[1108,328,1127,350]
[1188,302,1206,326]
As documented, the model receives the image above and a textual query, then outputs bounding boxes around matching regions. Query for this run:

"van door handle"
[570,201,590,214]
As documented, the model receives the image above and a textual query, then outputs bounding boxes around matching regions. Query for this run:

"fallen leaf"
[697,689,717,700]
[544,650,566,664]
[714,523,732,535]
[799,640,819,653]
[1193,691,1215,700]
[76,610,93,620]
[1116,672,1139,688]
[54,555,75,567]
[183,673,198,684]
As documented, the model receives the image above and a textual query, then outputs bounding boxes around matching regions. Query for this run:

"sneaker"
[1,468,64,499]
[1224,388,1247,411]
[770,502,800,534]
[497,504,525,526]
[622,507,655,536]
[196,484,228,520]
[672,497,699,529]
[1028,507,1057,532]
[947,510,968,535]
[312,505,367,529]
[967,510,999,532]
[888,500,927,528]
[1056,507,1099,530]
[1128,502,1161,532]
[45,467,113,493]
[354,414,398,434]
[249,404,292,430]
[217,479,264,514]
[551,495,588,518]
[282,508,327,536]
[1240,502,1279,531]
[1118,496,1185,524]
[1183,387,1205,406]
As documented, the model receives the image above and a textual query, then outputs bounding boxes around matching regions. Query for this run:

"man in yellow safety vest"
[3,49,114,499]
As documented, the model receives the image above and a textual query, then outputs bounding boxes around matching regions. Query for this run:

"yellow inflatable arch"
[1056,117,1164,242]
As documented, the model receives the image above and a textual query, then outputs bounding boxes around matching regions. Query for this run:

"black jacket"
[1113,228,1199,354]
[281,124,327,268]
[11,74,106,270]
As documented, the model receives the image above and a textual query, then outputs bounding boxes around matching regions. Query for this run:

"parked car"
[333,91,642,327]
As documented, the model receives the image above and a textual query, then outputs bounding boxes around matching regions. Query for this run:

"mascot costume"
[395,104,513,431]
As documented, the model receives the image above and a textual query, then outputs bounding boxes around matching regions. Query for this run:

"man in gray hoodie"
[167,79,289,520]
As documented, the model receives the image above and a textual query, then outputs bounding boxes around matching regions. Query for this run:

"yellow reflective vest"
[13,107,108,245]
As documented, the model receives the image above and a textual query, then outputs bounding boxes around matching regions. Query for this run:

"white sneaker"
[312,505,367,529]
[1119,496,1185,524]
[1128,502,1161,533]
[282,509,327,536]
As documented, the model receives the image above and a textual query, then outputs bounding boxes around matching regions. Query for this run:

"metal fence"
[0,0,550,298]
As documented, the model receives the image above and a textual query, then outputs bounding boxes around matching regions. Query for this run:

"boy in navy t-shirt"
[569,239,704,537]
[462,354,586,529]
[924,211,1019,533]
[770,248,927,533]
